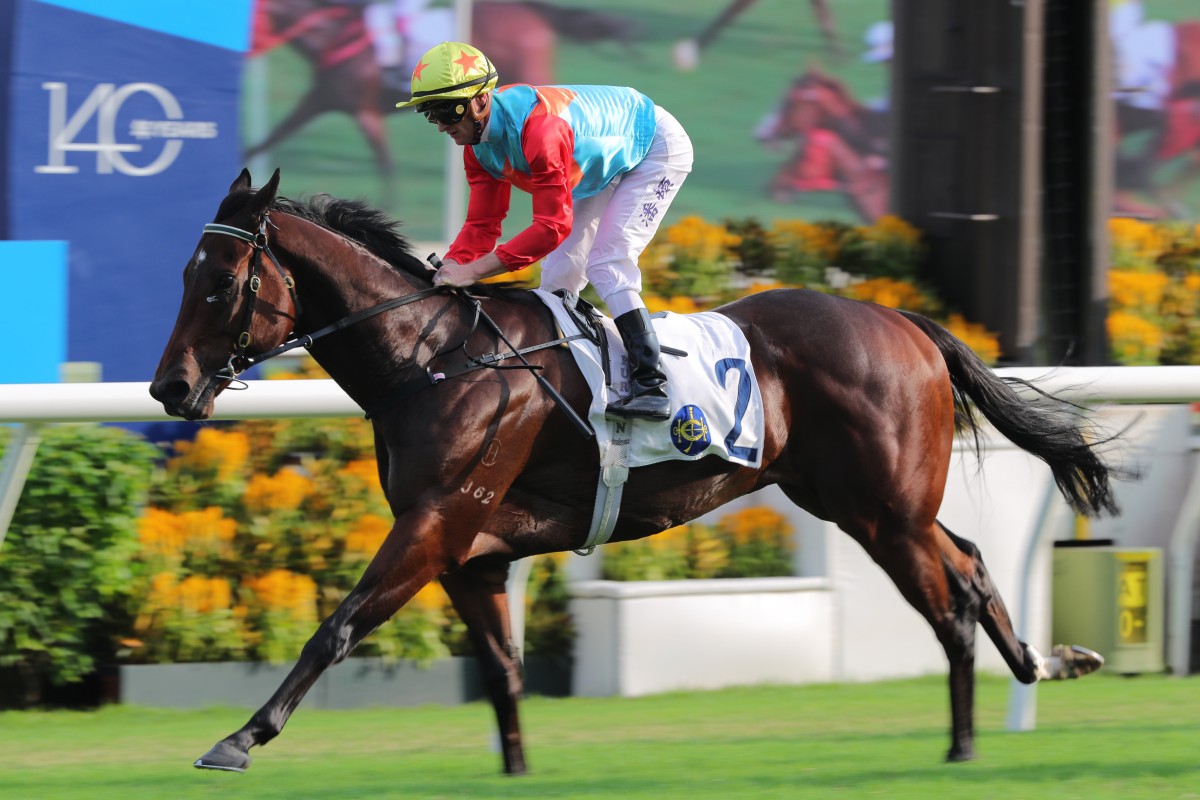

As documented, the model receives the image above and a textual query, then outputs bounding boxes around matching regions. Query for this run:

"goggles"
[420,100,469,126]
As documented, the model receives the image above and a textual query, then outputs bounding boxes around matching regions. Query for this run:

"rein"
[202,220,593,438]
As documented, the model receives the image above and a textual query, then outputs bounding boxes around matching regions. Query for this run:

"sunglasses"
[421,101,469,126]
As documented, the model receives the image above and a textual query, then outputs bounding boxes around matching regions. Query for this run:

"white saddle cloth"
[534,289,764,469]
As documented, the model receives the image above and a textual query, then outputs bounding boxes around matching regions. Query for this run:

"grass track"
[1,673,1197,799]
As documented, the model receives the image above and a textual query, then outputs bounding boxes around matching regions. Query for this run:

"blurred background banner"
[244,0,895,241]
[1,0,1198,383]
[0,0,253,382]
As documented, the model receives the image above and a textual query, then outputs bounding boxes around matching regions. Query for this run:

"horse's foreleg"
[194,510,450,772]
[440,563,527,776]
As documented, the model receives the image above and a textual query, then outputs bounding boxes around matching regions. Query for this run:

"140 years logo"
[36,82,218,176]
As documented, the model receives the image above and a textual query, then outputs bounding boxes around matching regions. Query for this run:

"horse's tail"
[898,310,1121,518]
[520,1,638,44]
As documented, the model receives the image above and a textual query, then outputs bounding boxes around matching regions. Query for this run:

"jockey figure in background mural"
[755,20,892,222]
[398,41,695,421]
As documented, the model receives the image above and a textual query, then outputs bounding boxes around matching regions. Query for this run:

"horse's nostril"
[150,379,190,406]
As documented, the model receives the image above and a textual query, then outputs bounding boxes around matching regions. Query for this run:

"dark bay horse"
[151,169,1115,774]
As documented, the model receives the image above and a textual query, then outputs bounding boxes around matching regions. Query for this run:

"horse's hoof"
[946,745,975,763]
[1045,644,1105,680]
[194,741,251,773]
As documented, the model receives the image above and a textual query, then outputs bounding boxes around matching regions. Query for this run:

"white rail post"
[1006,477,1072,731]
[0,423,44,551]
[1167,447,1200,676]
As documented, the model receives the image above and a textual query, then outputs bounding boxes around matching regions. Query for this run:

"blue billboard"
[1,0,253,382]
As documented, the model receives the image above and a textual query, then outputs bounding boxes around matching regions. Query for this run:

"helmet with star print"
[395,41,498,112]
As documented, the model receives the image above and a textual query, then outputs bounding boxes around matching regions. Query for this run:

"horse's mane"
[215,188,524,297]
[275,194,423,276]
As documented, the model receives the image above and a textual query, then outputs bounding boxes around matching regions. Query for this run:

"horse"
[150,168,1117,774]
[757,69,890,221]
[673,0,841,70]
[245,0,638,190]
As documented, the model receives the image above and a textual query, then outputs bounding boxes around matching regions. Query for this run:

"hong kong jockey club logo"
[670,404,711,456]
[37,82,218,177]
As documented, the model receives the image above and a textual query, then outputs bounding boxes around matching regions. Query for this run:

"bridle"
[202,213,441,382]
[201,213,592,436]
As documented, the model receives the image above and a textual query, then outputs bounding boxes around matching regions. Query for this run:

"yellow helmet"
[395,41,498,110]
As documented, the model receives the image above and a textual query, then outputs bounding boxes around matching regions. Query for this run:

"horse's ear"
[230,168,252,194]
[245,168,281,221]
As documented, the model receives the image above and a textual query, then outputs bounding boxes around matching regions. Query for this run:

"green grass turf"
[1,673,1197,799]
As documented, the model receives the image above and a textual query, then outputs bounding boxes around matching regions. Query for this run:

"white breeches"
[539,106,694,317]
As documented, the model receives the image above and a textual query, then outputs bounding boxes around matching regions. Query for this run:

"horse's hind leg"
[941,525,1104,683]
[440,563,528,776]
[862,520,987,762]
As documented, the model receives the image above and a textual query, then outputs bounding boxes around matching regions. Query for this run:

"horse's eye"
[206,273,238,303]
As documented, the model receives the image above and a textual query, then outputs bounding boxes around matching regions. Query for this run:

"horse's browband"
[203,223,259,243]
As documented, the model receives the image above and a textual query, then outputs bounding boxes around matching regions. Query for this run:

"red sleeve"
[445,148,511,265]
[493,114,576,270]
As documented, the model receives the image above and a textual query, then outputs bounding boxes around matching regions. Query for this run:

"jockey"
[398,41,694,422]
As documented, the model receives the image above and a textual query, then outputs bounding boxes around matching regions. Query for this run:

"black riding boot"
[607,308,670,421]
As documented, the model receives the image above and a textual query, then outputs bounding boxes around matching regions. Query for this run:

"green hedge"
[0,424,160,702]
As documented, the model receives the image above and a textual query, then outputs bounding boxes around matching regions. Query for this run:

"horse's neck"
[276,216,438,401]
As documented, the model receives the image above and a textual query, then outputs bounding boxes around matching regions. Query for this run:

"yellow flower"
[720,506,792,544]
[864,214,921,247]
[845,277,926,311]
[410,582,449,612]
[1109,217,1168,269]
[1109,269,1168,311]
[243,468,314,513]
[663,216,742,261]
[1108,311,1163,365]
[740,280,784,296]
[345,513,392,557]
[169,428,250,480]
[339,459,382,492]
[247,569,318,620]
[770,219,839,262]
[138,508,185,559]
[942,314,1002,366]
[179,576,233,614]
[146,571,179,607]
[178,507,237,551]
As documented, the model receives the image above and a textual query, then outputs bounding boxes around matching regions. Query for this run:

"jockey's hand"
[432,259,473,288]
[432,253,507,288]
